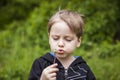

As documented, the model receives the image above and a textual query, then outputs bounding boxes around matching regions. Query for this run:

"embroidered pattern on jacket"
[67,66,87,80]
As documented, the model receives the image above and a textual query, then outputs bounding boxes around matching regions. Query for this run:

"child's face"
[49,20,81,59]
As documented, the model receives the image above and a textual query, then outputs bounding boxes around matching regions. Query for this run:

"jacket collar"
[41,52,86,68]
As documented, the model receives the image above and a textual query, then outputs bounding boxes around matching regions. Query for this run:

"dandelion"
[53,49,57,63]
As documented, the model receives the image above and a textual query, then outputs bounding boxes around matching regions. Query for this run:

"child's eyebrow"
[51,35,59,37]
[65,35,74,37]
[64,36,74,39]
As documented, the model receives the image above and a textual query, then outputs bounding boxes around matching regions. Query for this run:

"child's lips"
[57,49,65,54]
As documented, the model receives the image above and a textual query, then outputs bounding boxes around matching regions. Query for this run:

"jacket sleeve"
[28,59,43,80]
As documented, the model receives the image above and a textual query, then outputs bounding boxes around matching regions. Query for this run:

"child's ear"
[48,33,50,44]
[77,37,81,47]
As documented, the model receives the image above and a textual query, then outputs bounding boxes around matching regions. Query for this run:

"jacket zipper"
[64,68,68,80]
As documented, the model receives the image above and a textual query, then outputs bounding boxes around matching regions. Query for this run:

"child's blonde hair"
[48,10,84,38]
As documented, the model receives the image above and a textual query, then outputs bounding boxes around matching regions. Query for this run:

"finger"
[49,77,56,80]
[48,63,58,68]
[48,68,59,73]
[50,73,57,77]
[45,63,58,71]
[47,73,57,80]
[43,63,58,74]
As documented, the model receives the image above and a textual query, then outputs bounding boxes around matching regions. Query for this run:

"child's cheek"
[66,43,76,51]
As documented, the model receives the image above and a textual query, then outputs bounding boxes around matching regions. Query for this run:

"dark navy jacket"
[28,53,96,80]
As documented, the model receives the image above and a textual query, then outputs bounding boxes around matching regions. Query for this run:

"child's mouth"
[54,49,65,54]
[57,49,65,54]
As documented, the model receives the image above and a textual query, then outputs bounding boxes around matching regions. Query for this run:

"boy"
[28,10,96,80]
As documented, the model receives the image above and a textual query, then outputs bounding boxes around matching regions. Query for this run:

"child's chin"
[56,54,66,58]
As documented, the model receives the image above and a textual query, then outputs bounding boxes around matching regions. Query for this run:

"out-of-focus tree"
[0,0,41,30]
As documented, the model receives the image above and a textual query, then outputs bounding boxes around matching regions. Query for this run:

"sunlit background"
[0,0,120,80]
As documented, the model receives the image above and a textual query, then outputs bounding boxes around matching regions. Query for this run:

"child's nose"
[58,39,64,47]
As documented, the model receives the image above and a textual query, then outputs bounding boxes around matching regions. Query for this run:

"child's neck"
[58,56,75,69]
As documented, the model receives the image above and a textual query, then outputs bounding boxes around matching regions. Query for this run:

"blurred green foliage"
[0,0,120,80]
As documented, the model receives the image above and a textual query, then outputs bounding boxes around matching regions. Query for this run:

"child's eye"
[53,37,59,40]
[53,38,58,40]
[65,38,72,42]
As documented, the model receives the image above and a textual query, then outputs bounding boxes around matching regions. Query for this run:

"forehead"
[50,20,74,35]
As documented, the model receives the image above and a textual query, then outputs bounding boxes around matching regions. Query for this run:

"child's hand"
[40,63,59,80]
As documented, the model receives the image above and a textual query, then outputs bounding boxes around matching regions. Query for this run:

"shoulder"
[76,57,96,79]
[74,57,91,70]
[32,52,53,68]
[28,53,54,80]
